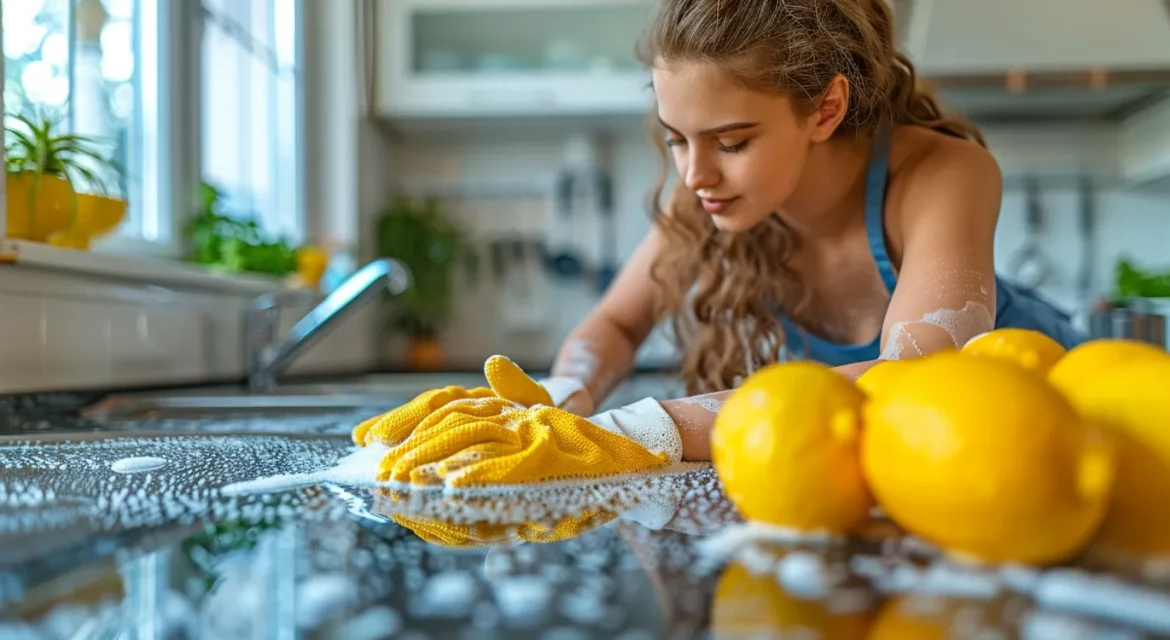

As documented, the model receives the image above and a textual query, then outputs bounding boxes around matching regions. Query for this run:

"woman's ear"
[807,74,850,142]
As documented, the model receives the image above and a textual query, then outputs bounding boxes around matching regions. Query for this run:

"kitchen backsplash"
[384,125,1170,369]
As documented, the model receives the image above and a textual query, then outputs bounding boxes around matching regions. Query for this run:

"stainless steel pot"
[1087,299,1168,348]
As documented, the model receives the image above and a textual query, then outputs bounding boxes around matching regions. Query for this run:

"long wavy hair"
[639,0,986,394]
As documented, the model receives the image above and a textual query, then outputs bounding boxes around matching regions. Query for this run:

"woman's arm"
[650,138,1004,461]
[827,138,1004,380]
[547,224,667,414]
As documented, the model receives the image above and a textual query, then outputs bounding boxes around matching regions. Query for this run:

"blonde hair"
[640,0,985,394]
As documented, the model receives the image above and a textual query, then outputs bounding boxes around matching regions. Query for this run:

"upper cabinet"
[372,0,655,120]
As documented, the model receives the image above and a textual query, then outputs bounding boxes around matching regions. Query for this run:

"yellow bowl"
[73,193,128,239]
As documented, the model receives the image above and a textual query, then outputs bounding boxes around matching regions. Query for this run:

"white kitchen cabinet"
[373,0,655,120]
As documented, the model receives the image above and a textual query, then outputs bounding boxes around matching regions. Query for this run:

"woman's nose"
[684,150,720,192]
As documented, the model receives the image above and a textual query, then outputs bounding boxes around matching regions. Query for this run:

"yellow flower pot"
[5,171,76,242]
[46,193,129,251]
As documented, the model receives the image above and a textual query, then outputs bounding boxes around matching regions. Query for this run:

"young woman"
[360,0,1086,482]
[540,0,1084,459]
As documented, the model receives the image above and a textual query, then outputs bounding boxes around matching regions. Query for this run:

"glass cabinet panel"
[410,3,650,78]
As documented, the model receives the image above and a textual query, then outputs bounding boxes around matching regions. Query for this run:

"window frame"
[1,0,310,267]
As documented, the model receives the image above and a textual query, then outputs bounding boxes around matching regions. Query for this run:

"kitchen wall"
[380,122,1170,370]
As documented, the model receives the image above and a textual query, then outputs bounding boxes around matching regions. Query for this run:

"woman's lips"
[701,197,739,214]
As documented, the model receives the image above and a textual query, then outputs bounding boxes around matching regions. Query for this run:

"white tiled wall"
[384,124,1170,368]
[0,266,378,394]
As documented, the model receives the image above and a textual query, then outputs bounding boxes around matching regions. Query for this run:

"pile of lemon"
[711,329,1170,566]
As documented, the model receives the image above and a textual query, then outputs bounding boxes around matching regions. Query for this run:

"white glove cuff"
[537,376,588,408]
[586,397,684,464]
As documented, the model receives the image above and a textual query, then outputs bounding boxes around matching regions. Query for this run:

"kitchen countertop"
[2,385,1170,639]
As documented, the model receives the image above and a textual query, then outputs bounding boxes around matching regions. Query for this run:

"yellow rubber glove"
[485,353,595,413]
[379,396,684,487]
[351,385,496,447]
[371,486,617,547]
[390,510,616,547]
[352,355,579,448]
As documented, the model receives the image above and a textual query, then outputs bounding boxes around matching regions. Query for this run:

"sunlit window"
[201,0,302,244]
[2,0,159,242]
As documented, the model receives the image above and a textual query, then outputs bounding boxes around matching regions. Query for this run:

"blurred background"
[2,0,1170,394]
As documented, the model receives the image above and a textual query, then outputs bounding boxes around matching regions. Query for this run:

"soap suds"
[673,391,726,414]
[493,576,553,625]
[586,397,684,463]
[556,339,600,381]
[110,456,169,474]
[776,550,834,598]
[694,521,842,576]
[412,571,478,618]
[219,444,389,496]
[880,301,994,359]
[1033,569,1170,634]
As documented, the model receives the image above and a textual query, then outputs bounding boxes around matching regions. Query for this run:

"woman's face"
[652,60,828,232]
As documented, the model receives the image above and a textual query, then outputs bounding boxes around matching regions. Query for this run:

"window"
[2,0,159,242]
[1,0,303,256]
[201,0,302,245]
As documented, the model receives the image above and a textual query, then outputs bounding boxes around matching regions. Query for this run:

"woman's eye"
[665,138,686,148]
[719,140,749,153]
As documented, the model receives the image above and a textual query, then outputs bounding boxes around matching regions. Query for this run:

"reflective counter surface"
[1,388,1169,639]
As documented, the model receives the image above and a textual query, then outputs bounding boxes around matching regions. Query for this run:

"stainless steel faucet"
[244,258,412,391]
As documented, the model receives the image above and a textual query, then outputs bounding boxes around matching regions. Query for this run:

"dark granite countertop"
[2,388,1170,639]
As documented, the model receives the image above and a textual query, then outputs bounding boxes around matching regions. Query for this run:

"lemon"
[856,358,917,397]
[1048,338,1168,394]
[868,594,1001,640]
[1056,355,1170,558]
[961,328,1067,375]
[712,361,872,533]
[861,352,1114,565]
[709,561,871,639]
[295,245,330,288]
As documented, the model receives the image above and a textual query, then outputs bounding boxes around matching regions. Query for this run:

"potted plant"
[376,197,465,369]
[4,108,127,247]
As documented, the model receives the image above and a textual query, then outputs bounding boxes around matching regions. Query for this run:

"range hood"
[894,0,1170,123]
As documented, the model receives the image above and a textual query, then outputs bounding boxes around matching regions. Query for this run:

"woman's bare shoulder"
[883,125,1003,260]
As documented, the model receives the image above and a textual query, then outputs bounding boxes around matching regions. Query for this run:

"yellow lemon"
[862,352,1114,565]
[868,594,1002,640]
[960,328,1067,375]
[1057,355,1170,558]
[856,358,918,397]
[1048,338,1168,394]
[295,245,330,288]
[709,561,871,639]
[712,361,872,533]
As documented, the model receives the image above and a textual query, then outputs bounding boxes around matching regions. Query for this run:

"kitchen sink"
[76,371,686,422]
[78,372,490,421]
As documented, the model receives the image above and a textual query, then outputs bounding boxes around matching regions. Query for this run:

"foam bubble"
[776,550,833,598]
[412,571,478,618]
[110,456,169,474]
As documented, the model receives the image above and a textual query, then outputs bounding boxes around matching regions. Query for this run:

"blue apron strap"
[865,124,898,293]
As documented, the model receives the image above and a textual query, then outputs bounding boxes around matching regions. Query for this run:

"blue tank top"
[777,127,1086,367]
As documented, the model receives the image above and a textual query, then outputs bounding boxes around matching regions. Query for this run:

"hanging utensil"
[544,170,586,281]
[594,169,619,293]
[1008,176,1052,290]
[1076,175,1095,298]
